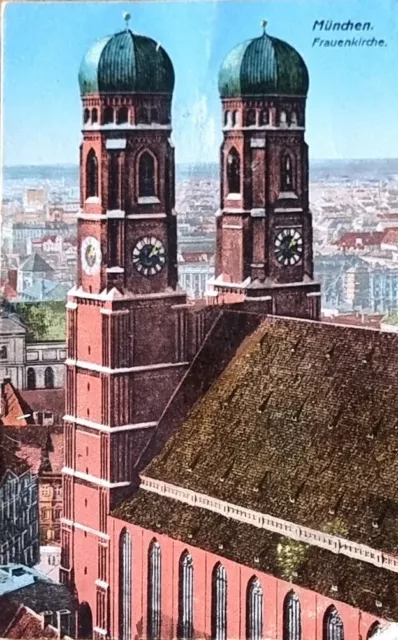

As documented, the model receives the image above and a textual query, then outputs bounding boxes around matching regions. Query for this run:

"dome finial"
[123,12,131,31]
[261,19,268,35]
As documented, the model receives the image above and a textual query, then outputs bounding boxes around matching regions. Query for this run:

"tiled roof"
[115,314,398,618]
[20,254,54,273]
[337,232,384,248]
[114,490,398,621]
[1,381,34,427]
[2,426,64,475]
[20,389,65,424]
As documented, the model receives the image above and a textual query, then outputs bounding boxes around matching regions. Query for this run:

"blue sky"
[3,0,398,165]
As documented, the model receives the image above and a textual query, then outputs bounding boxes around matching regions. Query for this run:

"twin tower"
[76,22,320,317]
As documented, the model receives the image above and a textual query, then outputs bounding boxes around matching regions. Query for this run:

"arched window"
[281,153,294,192]
[367,622,381,639]
[83,108,90,124]
[103,106,114,125]
[323,607,344,640]
[283,591,301,640]
[291,111,298,127]
[138,107,149,124]
[246,577,263,640]
[231,111,240,127]
[44,367,54,390]
[147,540,161,640]
[259,110,268,126]
[119,529,132,640]
[211,563,227,640]
[117,107,128,125]
[27,368,36,390]
[246,109,256,127]
[139,151,156,198]
[280,110,287,127]
[78,602,93,639]
[151,107,159,123]
[178,552,194,640]
[86,150,98,199]
[108,153,119,210]
[92,108,98,124]
[224,111,230,127]
[227,148,240,194]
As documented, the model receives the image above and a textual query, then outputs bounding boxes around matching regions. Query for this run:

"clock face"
[81,236,102,275]
[132,236,166,276]
[274,228,303,266]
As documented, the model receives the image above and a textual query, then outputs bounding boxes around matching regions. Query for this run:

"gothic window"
[280,110,288,127]
[86,150,98,199]
[137,107,149,124]
[231,110,240,127]
[0,346,7,359]
[139,151,156,198]
[367,622,381,639]
[117,107,128,125]
[246,577,263,640]
[108,153,119,210]
[27,367,36,390]
[281,153,294,192]
[259,110,268,126]
[147,540,161,640]
[177,552,194,640]
[247,109,256,127]
[151,107,159,123]
[211,563,227,640]
[291,111,298,126]
[83,108,90,124]
[224,111,230,127]
[103,106,114,125]
[119,529,132,640]
[323,607,344,640]
[92,108,98,124]
[283,591,301,640]
[44,367,54,389]
[227,148,240,194]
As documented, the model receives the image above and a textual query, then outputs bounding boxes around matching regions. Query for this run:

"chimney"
[7,269,17,293]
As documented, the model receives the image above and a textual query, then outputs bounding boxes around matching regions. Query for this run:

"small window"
[291,111,298,126]
[103,106,114,125]
[139,151,156,197]
[227,148,240,194]
[281,153,294,191]
[117,106,128,125]
[224,110,230,127]
[44,367,54,389]
[259,109,268,126]
[83,108,90,124]
[150,107,159,123]
[246,109,256,127]
[137,107,149,124]
[27,367,36,390]
[92,108,98,124]
[280,110,288,126]
[0,346,7,359]
[85,150,98,199]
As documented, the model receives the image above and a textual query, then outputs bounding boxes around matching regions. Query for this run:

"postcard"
[1,1,398,639]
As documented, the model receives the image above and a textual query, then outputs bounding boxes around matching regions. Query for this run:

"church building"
[61,19,396,640]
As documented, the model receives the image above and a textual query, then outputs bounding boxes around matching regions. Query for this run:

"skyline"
[3,0,398,166]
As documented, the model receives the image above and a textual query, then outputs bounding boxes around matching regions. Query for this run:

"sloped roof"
[20,254,53,273]
[20,389,65,425]
[115,314,398,618]
[1,381,34,427]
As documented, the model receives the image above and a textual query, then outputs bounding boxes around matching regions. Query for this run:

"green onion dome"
[219,30,309,98]
[78,29,175,96]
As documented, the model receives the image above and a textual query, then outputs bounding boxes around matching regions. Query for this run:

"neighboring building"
[177,251,215,299]
[336,231,384,252]
[17,253,54,295]
[23,187,47,214]
[0,430,39,567]
[34,545,62,583]
[0,563,75,639]
[0,302,66,390]
[343,264,371,309]
[12,222,76,255]
[1,380,64,546]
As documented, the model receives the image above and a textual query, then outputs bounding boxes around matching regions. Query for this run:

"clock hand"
[149,246,159,258]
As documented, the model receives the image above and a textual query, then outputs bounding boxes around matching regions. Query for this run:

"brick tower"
[60,24,188,639]
[210,23,321,319]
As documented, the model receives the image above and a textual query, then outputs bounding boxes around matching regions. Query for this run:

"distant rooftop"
[0,564,50,597]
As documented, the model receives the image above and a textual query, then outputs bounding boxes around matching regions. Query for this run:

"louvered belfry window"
[147,540,161,640]
[178,552,194,640]
[324,607,344,640]
[283,591,302,640]
[139,151,156,197]
[118,529,132,640]
[246,577,263,640]
[281,153,294,191]
[227,148,240,194]
[211,563,227,640]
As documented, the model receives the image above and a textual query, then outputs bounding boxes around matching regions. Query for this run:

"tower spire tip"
[261,19,268,35]
[123,12,131,30]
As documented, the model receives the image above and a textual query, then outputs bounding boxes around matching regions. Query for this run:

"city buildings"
[56,20,396,640]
